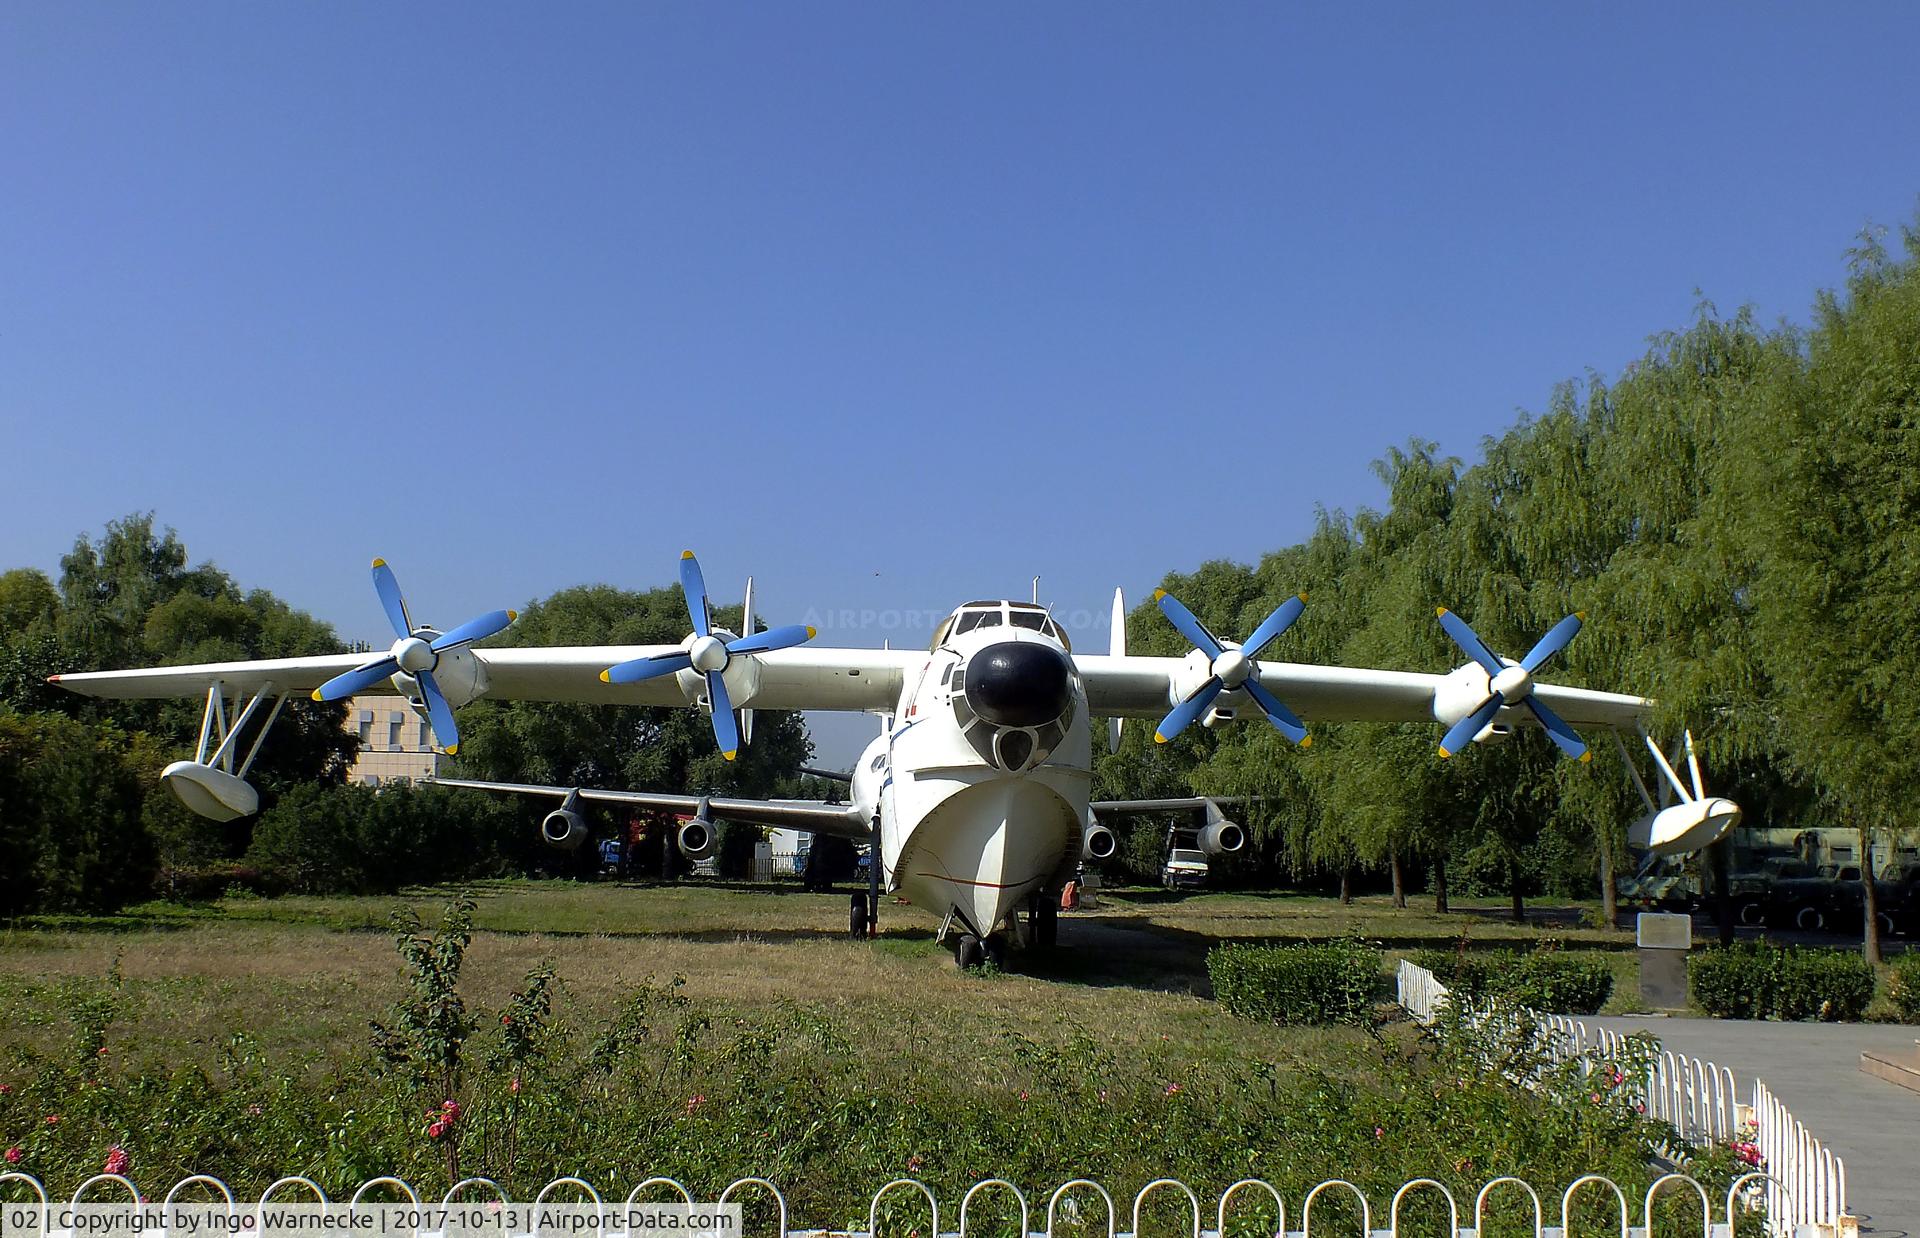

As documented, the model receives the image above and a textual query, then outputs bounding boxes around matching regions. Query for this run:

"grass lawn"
[0,880,1729,1223]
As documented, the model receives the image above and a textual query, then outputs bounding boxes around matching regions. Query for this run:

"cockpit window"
[929,616,955,651]
[955,611,1002,633]
[1010,611,1045,632]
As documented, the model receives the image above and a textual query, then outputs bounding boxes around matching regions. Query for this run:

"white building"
[343,694,443,786]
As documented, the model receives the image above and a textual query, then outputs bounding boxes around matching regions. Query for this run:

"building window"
[388,713,403,749]
[419,719,431,749]
[357,711,373,745]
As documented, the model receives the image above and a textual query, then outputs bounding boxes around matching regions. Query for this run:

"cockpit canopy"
[930,600,1071,651]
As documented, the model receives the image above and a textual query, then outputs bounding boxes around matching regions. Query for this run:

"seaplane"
[49,551,1738,965]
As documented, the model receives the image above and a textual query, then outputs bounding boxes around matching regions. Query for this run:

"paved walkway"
[1590,1017,1920,1238]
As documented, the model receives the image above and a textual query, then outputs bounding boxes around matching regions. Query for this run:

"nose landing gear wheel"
[850,892,870,938]
[956,933,986,969]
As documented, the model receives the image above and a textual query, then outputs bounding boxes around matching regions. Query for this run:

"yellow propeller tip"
[680,549,696,560]
[598,670,611,683]
[310,689,325,702]
[1436,746,1453,759]
[805,626,817,639]
[507,610,518,621]
[1297,591,1309,602]
[1575,610,1588,621]
[371,557,386,568]
[721,750,737,761]
[1152,588,1168,601]
[1435,606,1449,617]
[1579,750,1593,763]
[1153,732,1169,744]
[445,744,457,756]
[1299,735,1312,749]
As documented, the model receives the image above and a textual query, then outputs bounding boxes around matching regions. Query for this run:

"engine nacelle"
[1082,822,1117,861]
[1628,797,1742,857]
[1197,799,1246,856]
[677,816,718,861]
[541,789,588,851]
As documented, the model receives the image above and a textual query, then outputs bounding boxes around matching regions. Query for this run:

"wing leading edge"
[1075,655,1653,730]
[430,777,871,840]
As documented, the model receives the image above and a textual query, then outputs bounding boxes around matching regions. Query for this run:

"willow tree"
[1742,227,1920,963]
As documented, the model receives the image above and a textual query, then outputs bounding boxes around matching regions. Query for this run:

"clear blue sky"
[5,4,1917,763]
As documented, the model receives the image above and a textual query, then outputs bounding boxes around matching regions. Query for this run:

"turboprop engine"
[677,811,719,861]
[540,789,588,850]
[1197,800,1246,856]
[1082,822,1117,861]
[1629,797,1742,857]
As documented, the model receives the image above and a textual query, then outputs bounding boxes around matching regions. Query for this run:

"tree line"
[1094,222,1920,960]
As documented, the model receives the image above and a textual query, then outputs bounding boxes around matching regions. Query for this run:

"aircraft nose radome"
[968,641,1072,728]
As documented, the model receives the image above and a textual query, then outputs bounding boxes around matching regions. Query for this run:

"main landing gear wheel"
[849,892,870,938]
[956,933,986,969]
[1030,896,1058,949]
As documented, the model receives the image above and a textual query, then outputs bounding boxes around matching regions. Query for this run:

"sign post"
[1636,911,1692,1010]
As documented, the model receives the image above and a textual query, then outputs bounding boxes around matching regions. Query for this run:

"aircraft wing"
[1075,655,1653,729]
[1092,796,1243,814]
[51,645,919,712]
[431,777,872,839]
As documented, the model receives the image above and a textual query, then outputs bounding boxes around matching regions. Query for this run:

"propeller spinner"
[1434,608,1589,760]
[311,559,517,755]
[600,550,816,760]
[1152,588,1311,746]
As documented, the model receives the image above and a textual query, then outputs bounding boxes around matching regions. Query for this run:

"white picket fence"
[0,1171,1806,1238]
[1394,960,1847,1238]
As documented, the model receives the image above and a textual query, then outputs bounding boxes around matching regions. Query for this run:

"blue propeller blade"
[370,559,414,639]
[1153,590,1225,659]
[1242,678,1309,745]
[314,656,400,702]
[1524,696,1590,761]
[430,609,517,653]
[417,668,460,753]
[602,651,694,685]
[1438,696,1503,758]
[1436,608,1504,677]
[1520,612,1585,674]
[1155,678,1224,744]
[1241,594,1307,661]
[679,551,711,638]
[726,623,815,657]
[706,670,739,760]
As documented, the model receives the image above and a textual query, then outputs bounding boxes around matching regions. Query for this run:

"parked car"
[1161,848,1209,890]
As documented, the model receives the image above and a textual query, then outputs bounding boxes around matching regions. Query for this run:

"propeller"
[311,559,517,755]
[1434,608,1590,760]
[599,550,816,760]
[1152,588,1311,746]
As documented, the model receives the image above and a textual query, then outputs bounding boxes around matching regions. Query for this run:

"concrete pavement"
[1590,1017,1920,1238]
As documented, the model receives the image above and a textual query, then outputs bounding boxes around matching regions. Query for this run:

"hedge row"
[1409,944,1615,1015]
[1688,941,1877,1021]
[1890,952,1920,1022]
[1206,939,1382,1025]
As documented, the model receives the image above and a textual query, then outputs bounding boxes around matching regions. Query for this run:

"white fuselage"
[840,602,1093,936]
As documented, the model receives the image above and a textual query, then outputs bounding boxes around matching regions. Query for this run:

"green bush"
[1409,944,1614,1015]
[1207,939,1380,1025]
[1689,940,1875,1021]
[1889,952,1920,1023]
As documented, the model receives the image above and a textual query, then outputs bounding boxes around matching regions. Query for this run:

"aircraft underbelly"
[894,777,1078,936]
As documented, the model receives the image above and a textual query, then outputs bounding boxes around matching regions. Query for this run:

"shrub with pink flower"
[685,1093,706,1114]
[4,1146,21,1165]
[103,1147,131,1176]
